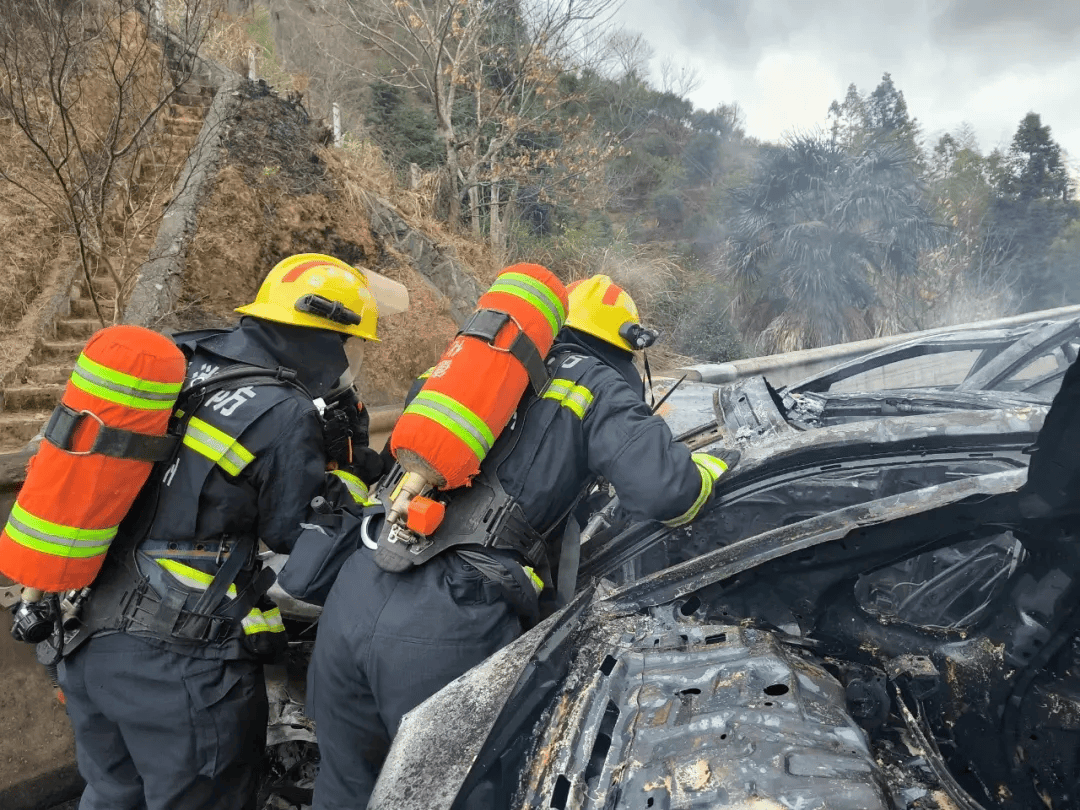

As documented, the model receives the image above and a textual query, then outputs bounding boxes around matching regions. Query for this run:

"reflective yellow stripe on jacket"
[182,417,255,476]
[329,469,376,506]
[155,558,285,637]
[542,378,595,419]
[662,453,731,528]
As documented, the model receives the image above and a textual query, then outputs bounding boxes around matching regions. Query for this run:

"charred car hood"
[372,402,1073,810]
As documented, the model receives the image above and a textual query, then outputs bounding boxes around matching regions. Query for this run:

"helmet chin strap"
[643,348,654,408]
[618,322,660,406]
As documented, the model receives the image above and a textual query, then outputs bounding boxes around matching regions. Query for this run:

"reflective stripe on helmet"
[2,502,116,560]
[488,272,567,337]
[71,353,183,411]
[183,417,255,476]
[541,378,595,419]
[155,559,283,636]
[403,390,495,461]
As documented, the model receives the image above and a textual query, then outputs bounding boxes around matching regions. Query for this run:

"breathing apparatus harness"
[22,364,313,661]
[364,324,662,612]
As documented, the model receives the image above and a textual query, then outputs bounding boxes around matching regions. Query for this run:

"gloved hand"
[346,446,386,486]
[322,391,371,469]
[692,448,740,483]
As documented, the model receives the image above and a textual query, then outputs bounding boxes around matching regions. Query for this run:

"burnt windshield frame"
[579,437,1031,587]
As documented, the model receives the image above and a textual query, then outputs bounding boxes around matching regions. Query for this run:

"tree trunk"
[436,110,460,226]
[468,184,482,237]
[489,180,503,261]
[444,146,461,226]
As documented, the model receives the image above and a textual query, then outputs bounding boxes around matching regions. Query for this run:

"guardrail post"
[149,0,165,28]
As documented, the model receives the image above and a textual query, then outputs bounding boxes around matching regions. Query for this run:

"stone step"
[168,103,207,120]
[158,131,196,144]
[27,365,74,386]
[168,114,205,126]
[167,112,204,125]
[172,91,212,108]
[165,120,203,137]
[3,385,64,412]
[56,318,100,340]
[73,276,117,297]
[0,411,49,450]
[69,298,115,318]
[38,340,86,361]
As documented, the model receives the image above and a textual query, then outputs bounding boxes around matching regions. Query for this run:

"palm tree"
[727,134,942,352]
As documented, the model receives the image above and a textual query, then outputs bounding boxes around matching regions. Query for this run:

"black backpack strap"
[44,403,178,462]
[459,308,550,394]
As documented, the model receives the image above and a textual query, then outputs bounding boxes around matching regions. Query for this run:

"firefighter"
[1022,352,1080,516]
[55,254,381,810]
[308,274,739,808]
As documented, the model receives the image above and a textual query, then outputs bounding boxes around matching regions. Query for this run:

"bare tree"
[0,0,219,324]
[600,29,653,82]
[657,55,700,98]
[329,0,621,233]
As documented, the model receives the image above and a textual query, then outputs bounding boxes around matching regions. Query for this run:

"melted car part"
[518,618,892,810]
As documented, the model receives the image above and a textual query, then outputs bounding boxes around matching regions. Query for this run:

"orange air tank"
[389,264,568,525]
[0,325,186,593]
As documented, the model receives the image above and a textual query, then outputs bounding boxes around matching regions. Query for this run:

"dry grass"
[324,143,502,286]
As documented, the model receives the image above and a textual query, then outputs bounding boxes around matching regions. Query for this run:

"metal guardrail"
[676,304,1080,388]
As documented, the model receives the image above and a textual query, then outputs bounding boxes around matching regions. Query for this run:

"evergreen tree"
[981,113,1079,310]
[828,74,920,158]
[365,81,442,170]
[727,134,942,351]
[998,112,1070,201]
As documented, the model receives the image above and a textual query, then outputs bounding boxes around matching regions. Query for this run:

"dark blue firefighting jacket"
[410,327,712,600]
[82,318,350,660]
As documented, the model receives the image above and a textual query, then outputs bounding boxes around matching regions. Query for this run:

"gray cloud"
[614,0,1080,159]
[931,0,1080,40]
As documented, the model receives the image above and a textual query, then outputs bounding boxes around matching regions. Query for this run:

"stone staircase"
[0,80,214,453]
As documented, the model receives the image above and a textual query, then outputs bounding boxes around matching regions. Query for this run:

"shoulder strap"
[459,309,551,394]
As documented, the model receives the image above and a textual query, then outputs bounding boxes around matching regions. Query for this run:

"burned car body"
[256,318,1080,809]
[656,316,1080,439]
[369,396,1080,810]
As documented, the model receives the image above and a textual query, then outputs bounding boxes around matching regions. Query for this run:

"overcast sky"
[613,0,1080,164]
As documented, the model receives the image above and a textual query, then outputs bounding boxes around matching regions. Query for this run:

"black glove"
[322,388,371,469]
[347,446,386,486]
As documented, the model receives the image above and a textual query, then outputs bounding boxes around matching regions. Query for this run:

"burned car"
[656,316,1080,439]
[261,319,1080,809]
[366,394,1080,810]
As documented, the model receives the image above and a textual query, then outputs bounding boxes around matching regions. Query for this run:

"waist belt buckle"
[206,615,230,641]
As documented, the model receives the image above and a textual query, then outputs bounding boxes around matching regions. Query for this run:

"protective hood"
[551,327,644,399]
[181,317,350,399]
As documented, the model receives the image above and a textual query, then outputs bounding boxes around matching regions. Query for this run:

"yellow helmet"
[236,254,379,341]
[564,275,647,352]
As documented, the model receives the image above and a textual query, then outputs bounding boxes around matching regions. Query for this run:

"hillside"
[164,81,499,405]
[0,26,505,803]
[0,73,501,454]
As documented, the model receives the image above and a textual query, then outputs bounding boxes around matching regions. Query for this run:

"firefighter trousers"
[308,548,522,810]
[58,632,267,810]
